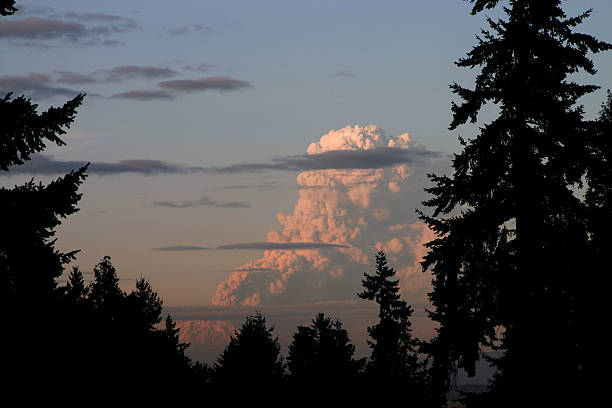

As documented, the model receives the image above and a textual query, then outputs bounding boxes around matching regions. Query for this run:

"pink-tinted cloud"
[0,17,85,40]
[212,125,437,306]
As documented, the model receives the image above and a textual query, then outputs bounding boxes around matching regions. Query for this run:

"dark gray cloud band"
[153,246,212,251]
[207,147,440,174]
[4,147,440,176]
[158,76,252,92]
[153,196,251,209]
[0,13,138,47]
[153,242,350,251]
[0,73,86,100]
[57,66,179,84]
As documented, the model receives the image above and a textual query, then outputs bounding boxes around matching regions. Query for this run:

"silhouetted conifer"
[65,266,87,302]
[419,1,611,406]
[1,5,88,394]
[0,0,15,16]
[358,251,428,405]
[213,311,285,404]
[288,313,364,403]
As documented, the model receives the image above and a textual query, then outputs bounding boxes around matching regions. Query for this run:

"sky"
[2,0,611,365]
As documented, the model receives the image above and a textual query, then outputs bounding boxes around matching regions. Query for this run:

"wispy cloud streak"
[4,147,440,176]
[153,196,250,209]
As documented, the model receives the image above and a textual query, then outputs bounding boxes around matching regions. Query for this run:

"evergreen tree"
[213,311,285,404]
[0,0,15,16]
[1,5,88,395]
[419,1,610,406]
[358,251,426,404]
[89,255,124,318]
[126,277,163,331]
[65,266,87,302]
[287,313,364,402]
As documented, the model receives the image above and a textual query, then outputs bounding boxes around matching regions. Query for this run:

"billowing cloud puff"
[213,125,435,306]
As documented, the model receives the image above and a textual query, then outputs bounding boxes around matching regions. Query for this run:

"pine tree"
[65,266,87,302]
[89,256,124,317]
[288,313,364,402]
[126,277,163,331]
[213,311,285,404]
[419,1,611,405]
[358,251,426,404]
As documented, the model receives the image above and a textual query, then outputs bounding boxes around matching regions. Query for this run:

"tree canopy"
[419,0,611,405]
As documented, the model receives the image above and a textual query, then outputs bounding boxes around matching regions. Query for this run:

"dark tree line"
[2,0,611,406]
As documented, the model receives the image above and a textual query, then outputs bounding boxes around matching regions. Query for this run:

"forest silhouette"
[2,0,610,406]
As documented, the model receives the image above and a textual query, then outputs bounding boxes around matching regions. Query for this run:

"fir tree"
[358,251,426,404]
[213,311,285,404]
[419,1,611,405]
[288,313,364,402]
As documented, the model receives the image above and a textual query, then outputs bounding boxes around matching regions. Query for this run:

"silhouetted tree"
[358,251,427,404]
[213,311,285,404]
[89,255,124,321]
[126,277,163,331]
[65,266,87,302]
[0,0,16,16]
[419,1,611,406]
[287,313,364,402]
[1,5,88,395]
[581,90,612,399]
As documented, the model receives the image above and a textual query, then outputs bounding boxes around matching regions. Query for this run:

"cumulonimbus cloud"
[212,125,439,307]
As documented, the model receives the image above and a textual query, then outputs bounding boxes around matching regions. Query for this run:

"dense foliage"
[419,0,611,406]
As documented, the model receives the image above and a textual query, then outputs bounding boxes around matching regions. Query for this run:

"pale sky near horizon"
[2,0,611,328]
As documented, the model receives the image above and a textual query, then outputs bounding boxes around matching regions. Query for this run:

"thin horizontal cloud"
[55,71,98,84]
[222,182,280,190]
[183,63,219,73]
[168,24,213,36]
[153,246,212,251]
[111,90,174,100]
[0,73,85,100]
[3,147,440,176]
[207,147,440,174]
[56,66,179,84]
[158,76,252,92]
[106,66,178,81]
[216,242,350,250]
[332,71,358,77]
[153,196,251,209]
[0,10,138,47]
[152,242,350,251]
[0,17,86,40]
[52,12,138,28]
[14,4,55,16]
[2,155,198,175]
